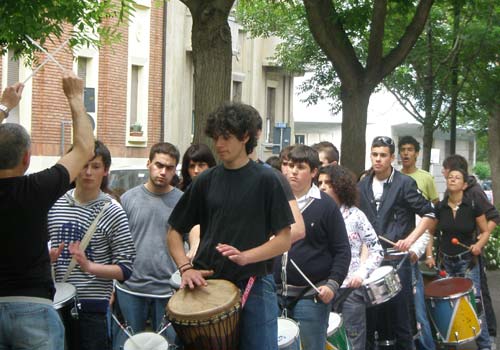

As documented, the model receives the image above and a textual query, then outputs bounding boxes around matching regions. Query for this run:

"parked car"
[108,166,148,197]
[481,180,494,204]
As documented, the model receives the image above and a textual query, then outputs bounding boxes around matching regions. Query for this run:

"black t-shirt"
[0,164,70,299]
[436,196,482,255]
[169,161,294,282]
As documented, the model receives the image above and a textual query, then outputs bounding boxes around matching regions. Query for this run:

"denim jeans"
[336,288,366,350]
[77,311,110,350]
[441,256,491,350]
[278,295,331,350]
[412,263,435,350]
[366,258,415,350]
[0,301,64,350]
[237,275,279,350]
[113,290,178,350]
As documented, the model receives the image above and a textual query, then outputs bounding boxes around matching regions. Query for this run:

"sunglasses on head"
[373,136,394,146]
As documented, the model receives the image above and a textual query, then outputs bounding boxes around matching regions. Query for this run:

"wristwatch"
[0,104,9,118]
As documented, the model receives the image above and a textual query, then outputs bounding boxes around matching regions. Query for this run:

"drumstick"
[378,235,396,246]
[25,35,66,72]
[111,313,140,348]
[22,37,70,84]
[451,237,471,250]
[289,259,321,294]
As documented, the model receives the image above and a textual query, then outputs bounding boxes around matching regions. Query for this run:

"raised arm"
[56,71,94,182]
[0,82,24,123]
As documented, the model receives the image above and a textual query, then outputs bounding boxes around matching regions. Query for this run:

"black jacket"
[358,168,435,248]
[465,176,500,224]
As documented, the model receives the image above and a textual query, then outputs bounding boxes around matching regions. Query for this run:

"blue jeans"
[412,263,435,350]
[237,275,279,350]
[0,301,64,350]
[441,255,491,350]
[337,288,366,350]
[279,295,331,350]
[113,290,178,350]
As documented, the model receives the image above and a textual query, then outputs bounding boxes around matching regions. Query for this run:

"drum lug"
[454,331,459,342]
[472,326,477,336]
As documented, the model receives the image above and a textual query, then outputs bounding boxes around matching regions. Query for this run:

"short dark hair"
[265,156,281,171]
[442,154,468,172]
[205,102,260,155]
[319,165,358,207]
[149,142,180,164]
[398,135,420,153]
[447,167,468,181]
[0,123,31,170]
[94,140,111,170]
[180,143,216,190]
[312,141,339,163]
[288,144,320,171]
[372,136,395,155]
[279,145,294,161]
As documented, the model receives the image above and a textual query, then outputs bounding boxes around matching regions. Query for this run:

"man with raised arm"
[0,72,94,350]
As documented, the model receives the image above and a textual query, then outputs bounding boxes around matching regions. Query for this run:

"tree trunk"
[188,1,234,151]
[449,0,462,155]
[340,86,371,175]
[488,104,500,209]
[421,121,434,171]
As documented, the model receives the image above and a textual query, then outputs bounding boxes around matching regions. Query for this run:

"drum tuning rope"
[111,313,141,348]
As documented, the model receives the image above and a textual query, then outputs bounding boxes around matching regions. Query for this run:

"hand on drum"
[394,236,413,252]
[346,275,363,289]
[50,242,65,263]
[317,285,335,304]
[180,268,214,289]
[216,243,249,266]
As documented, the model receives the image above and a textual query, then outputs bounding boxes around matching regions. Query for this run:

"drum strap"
[62,202,111,283]
[241,276,255,309]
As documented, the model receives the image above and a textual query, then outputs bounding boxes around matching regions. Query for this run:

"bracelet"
[426,256,433,259]
[180,266,193,276]
[178,262,192,271]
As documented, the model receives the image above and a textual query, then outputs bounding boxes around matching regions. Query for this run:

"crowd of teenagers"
[1,75,498,350]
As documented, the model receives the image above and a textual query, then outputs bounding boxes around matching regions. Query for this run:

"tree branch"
[380,0,434,79]
[302,0,364,87]
[384,83,424,123]
[366,0,387,74]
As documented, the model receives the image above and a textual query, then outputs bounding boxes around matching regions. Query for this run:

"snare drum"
[124,332,169,350]
[53,282,79,350]
[170,270,181,289]
[278,317,301,350]
[166,279,241,350]
[325,313,351,350]
[363,266,401,306]
[424,277,480,345]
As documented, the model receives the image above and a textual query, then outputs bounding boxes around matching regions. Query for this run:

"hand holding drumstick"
[451,237,482,256]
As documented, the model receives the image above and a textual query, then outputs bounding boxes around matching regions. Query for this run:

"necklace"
[449,201,461,211]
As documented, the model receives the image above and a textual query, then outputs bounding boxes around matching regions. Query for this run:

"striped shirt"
[48,190,136,312]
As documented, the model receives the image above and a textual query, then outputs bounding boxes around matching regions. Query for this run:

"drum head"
[277,317,299,348]
[424,277,473,298]
[166,279,240,321]
[53,282,76,310]
[364,266,394,284]
[327,312,342,336]
[418,261,437,277]
[124,332,168,350]
[170,270,181,289]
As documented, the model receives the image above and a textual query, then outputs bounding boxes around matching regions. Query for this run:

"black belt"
[440,250,472,262]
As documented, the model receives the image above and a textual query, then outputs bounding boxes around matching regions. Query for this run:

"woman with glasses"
[318,165,383,350]
[434,167,491,350]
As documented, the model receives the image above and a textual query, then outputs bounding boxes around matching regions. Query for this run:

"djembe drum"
[166,279,241,350]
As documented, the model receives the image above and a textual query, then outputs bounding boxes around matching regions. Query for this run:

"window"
[130,65,140,127]
[6,51,20,123]
[266,87,276,142]
[232,81,242,102]
[295,135,305,144]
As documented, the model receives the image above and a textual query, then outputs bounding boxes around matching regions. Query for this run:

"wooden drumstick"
[451,238,471,250]
[378,235,396,246]
[290,259,321,294]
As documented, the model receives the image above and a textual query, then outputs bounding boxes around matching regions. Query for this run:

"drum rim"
[326,312,343,336]
[424,277,473,299]
[53,282,76,309]
[363,265,395,284]
[277,317,300,347]
[166,279,241,321]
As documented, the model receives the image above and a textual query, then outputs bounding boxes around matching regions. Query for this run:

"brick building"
[1,0,295,172]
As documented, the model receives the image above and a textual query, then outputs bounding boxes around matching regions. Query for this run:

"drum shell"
[363,266,402,306]
[326,312,351,350]
[424,277,480,345]
[53,282,79,350]
[278,317,301,350]
[165,279,241,350]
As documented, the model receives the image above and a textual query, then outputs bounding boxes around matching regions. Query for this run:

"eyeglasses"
[373,136,394,146]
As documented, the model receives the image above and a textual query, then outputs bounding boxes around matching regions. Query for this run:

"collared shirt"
[296,184,322,211]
